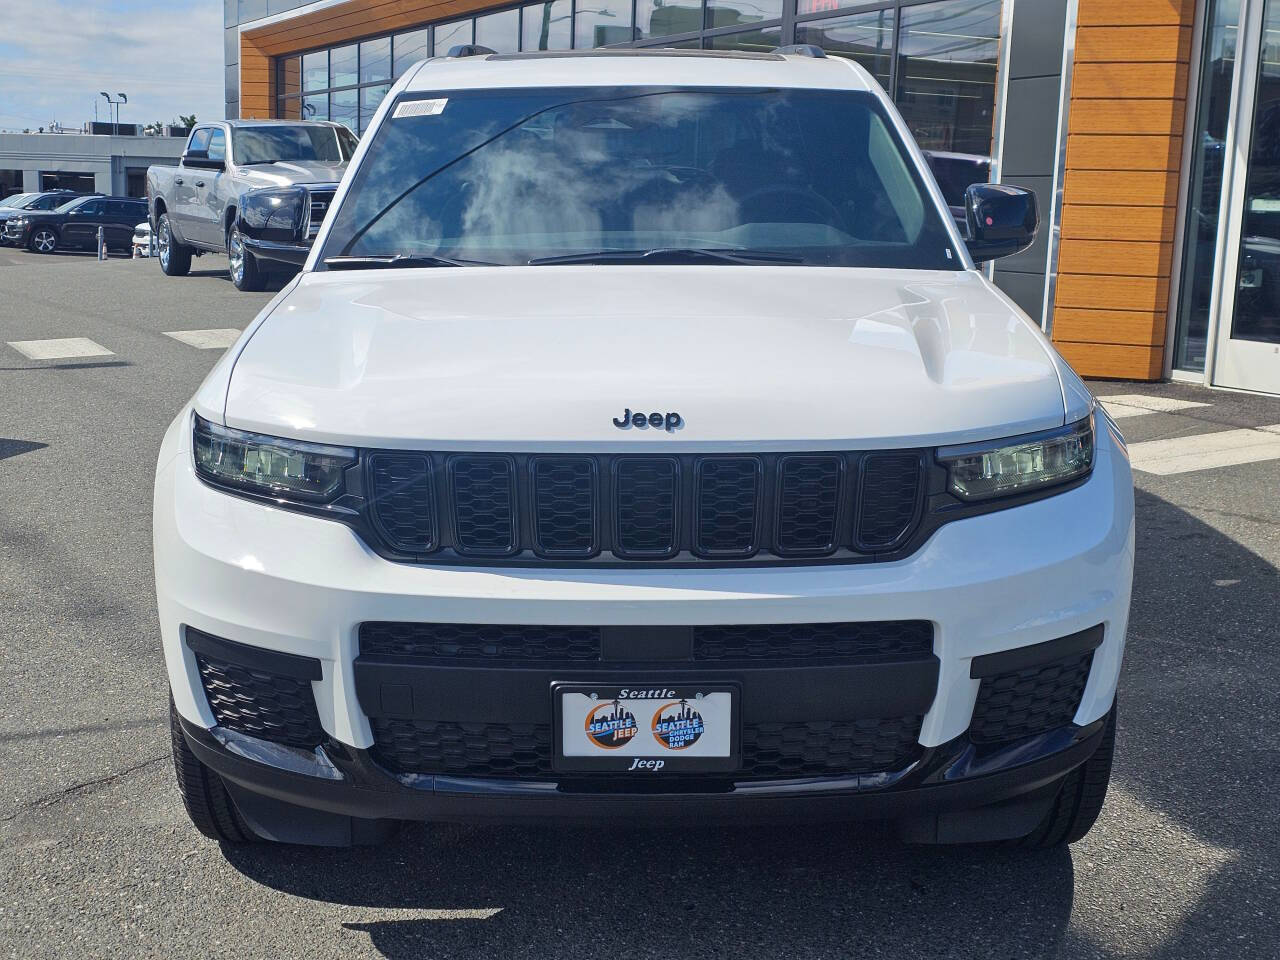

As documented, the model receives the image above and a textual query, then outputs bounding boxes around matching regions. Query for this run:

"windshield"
[320,86,959,269]
[54,197,88,213]
[0,193,32,208]
[233,125,346,165]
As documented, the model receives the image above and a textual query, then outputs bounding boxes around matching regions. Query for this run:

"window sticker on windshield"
[393,99,448,119]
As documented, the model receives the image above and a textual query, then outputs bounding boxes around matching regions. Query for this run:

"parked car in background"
[133,221,153,257]
[146,119,357,291]
[0,190,93,244]
[3,195,148,254]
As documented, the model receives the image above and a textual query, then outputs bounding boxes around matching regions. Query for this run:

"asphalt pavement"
[0,249,1277,959]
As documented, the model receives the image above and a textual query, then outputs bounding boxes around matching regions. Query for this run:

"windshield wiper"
[527,247,803,266]
[323,254,495,270]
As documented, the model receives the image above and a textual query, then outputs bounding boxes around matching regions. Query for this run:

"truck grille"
[368,716,924,780]
[364,451,927,564]
[306,190,334,238]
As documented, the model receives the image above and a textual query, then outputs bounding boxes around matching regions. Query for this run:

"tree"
[178,114,197,128]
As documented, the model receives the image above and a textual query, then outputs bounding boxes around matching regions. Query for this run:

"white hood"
[222,266,1067,450]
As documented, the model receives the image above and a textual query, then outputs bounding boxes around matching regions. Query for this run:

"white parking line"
[7,337,114,360]
[1099,395,1210,419]
[1128,424,1280,474]
[163,328,243,349]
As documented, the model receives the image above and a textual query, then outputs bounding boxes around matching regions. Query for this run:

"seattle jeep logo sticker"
[584,699,638,749]
[651,699,705,750]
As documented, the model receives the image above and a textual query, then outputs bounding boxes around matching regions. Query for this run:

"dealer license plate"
[553,683,739,774]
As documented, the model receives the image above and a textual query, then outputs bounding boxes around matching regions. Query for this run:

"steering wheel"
[736,185,842,225]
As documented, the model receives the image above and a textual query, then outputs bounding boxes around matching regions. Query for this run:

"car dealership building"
[224,0,1279,395]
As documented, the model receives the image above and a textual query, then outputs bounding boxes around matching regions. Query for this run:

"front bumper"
[155,408,1134,822]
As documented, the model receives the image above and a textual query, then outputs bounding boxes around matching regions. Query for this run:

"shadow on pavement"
[226,822,1075,958]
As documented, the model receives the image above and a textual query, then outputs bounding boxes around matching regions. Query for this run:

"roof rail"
[446,44,498,58]
[770,44,827,58]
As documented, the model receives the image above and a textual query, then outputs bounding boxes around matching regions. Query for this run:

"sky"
[0,0,224,133]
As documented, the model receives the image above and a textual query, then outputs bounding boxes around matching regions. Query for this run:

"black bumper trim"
[180,713,1106,825]
[185,626,323,681]
[969,624,1104,679]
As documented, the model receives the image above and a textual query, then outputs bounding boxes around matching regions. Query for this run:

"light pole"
[99,92,127,135]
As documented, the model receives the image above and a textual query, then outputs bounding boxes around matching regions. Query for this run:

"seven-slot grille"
[364,451,926,564]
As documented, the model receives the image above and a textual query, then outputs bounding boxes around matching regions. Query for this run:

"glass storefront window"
[476,8,520,52]
[360,37,391,83]
[393,29,429,76]
[1174,0,1240,371]
[705,25,781,51]
[522,0,572,50]
[435,18,474,54]
[330,88,358,132]
[361,84,391,133]
[896,0,1001,156]
[302,93,327,121]
[302,50,327,90]
[329,43,358,87]
[1228,0,1280,348]
[279,97,302,120]
[636,0,702,40]
[794,8,893,90]
[706,0,782,29]
[575,0,632,48]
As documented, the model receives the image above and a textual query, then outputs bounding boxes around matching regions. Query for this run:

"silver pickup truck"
[146,119,357,291]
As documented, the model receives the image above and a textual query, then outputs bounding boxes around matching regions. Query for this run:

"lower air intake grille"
[741,716,924,778]
[360,622,602,662]
[694,621,933,663]
[969,651,1094,744]
[194,652,323,750]
[370,719,553,778]
[369,716,925,780]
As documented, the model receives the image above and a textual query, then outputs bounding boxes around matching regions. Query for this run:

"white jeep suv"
[155,46,1133,848]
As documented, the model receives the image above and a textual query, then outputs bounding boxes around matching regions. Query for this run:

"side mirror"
[183,152,224,170]
[964,183,1038,262]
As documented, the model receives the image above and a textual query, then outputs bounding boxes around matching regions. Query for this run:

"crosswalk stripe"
[163,328,243,349]
[7,337,114,360]
[1099,395,1211,420]
[1128,425,1280,475]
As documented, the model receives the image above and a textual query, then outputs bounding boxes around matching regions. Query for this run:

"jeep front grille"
[363,451,927,565]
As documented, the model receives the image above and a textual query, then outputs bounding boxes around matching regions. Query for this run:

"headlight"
[192,414,355,503]
[939,413,1095,501]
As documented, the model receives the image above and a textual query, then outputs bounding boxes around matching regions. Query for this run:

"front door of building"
[1210,0,1280,392]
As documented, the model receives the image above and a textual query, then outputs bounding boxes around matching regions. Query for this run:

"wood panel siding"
[1050,0,1197,380]
[238,0,510,117]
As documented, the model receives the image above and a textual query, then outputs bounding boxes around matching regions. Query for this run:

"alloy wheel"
[228,227,244,285]
[157,216,171,270]
[33,229,56,254]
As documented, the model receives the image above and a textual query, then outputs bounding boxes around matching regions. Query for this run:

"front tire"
[227,223,265,292]
[29,227,58,254]
[156,213,192,276]
[1016,704,1117,849]
[169,696,258,845]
